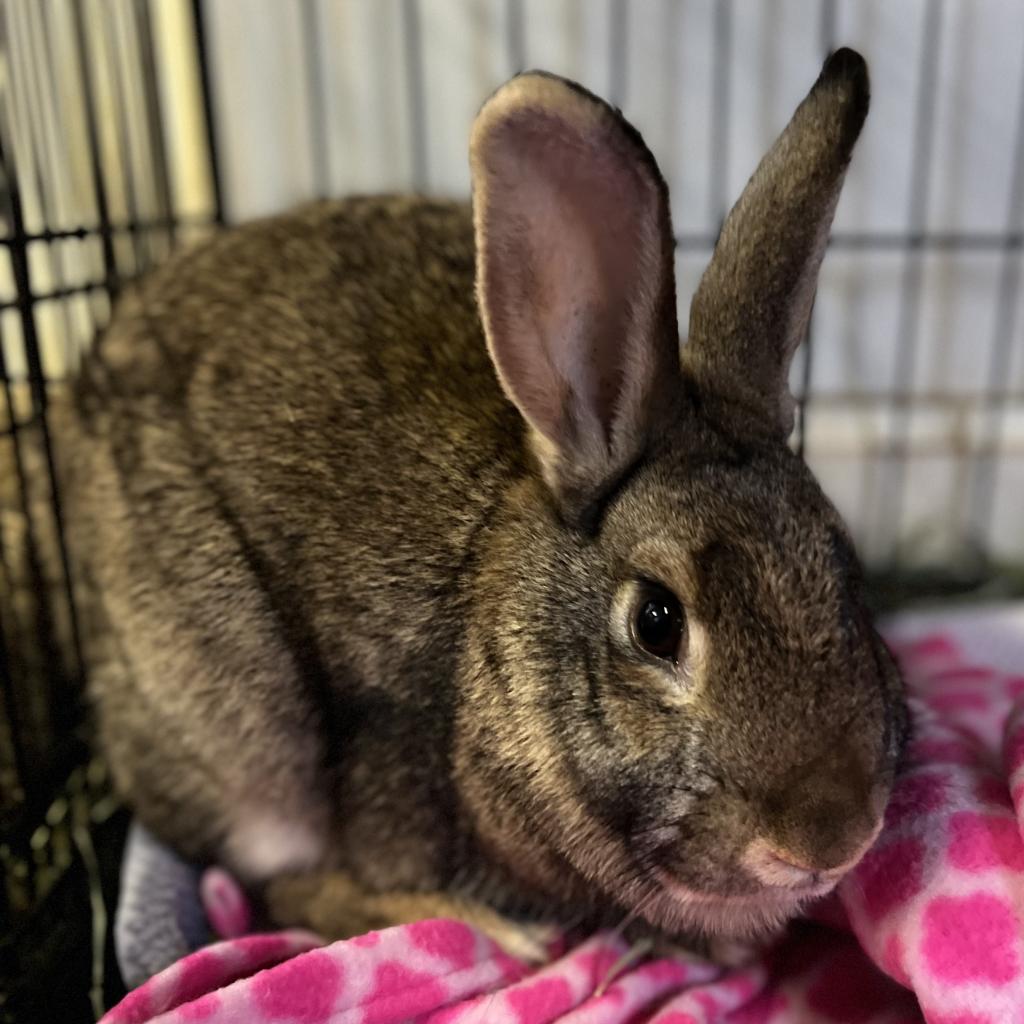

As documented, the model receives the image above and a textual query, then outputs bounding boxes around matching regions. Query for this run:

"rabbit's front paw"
[467,909,560,964]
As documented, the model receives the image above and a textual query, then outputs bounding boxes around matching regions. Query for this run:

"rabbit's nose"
[743,839,820,888]
[743,840,839,888]
[742,821,882,890]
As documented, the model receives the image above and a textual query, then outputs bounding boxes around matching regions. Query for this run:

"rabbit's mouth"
[648,867,839,937]
[655,867,838,905]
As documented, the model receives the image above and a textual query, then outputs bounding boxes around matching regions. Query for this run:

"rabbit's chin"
[648,869,838,939]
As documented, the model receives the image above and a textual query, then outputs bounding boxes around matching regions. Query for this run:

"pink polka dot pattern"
[973,775,1012,808]
[897,633,958,665]
[884,772,948,827]
[176,992,220,1022]
[928,691,991,714]
[856,837,926,923]
[101,932,319,1023]
[100,625,1024,1024]
[173,952,228,1011]
[506,977,575,1022]
[906,737,979,767]
[805,945,901,1022]
[106,983,151,1024]
[362,961,446,1024]
[948,811,1024,872]
[838,629,1024,1023]
[406,919,477,970]
[882,934,910,988]
[922,893,1019,985]
[926,1013,993,1024]
[726,992,788,1024]
[251,949,344,1022]
[928,666,994,685]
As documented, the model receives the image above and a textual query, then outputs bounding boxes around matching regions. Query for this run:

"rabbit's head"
[461,51,909,938]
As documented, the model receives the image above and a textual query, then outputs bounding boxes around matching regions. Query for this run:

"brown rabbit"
[60,49,907,958]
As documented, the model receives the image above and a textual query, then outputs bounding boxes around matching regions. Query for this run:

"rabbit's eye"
[631,584,685,662]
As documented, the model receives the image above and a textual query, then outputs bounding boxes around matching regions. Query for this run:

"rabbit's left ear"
[470,72,680,526]
[683,48,869,438]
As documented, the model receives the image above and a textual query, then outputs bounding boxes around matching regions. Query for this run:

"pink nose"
[742,837,874,890]
[763,848,823,886]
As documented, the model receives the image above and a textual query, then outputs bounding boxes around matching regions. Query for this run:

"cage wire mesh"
[0,0,219,1017]
[1,0,1023,1019]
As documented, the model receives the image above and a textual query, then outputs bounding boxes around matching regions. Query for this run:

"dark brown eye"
[632,585,685,661]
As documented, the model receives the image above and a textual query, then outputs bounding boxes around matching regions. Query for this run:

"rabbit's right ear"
[470,72,680,528]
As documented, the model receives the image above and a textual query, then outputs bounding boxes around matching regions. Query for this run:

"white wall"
[3,0,1022,568]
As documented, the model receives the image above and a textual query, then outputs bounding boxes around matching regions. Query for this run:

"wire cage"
[0,1,220,1018]
[1,0,1023,1020]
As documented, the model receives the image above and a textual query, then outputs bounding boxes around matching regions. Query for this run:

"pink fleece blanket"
[101,608,1024,1024]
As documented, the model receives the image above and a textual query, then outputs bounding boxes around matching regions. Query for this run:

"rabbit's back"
[61,197,526,881]
[79,196,513,452]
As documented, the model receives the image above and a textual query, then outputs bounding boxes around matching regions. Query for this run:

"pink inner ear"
[480,112,661,451]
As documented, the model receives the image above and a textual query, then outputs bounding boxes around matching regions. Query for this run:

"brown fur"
[58,51,907,954]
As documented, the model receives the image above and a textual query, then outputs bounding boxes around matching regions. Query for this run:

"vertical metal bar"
[116,0,160,254]
[71,0,119,298]
[34,1,97,370]
[0,132,85,686]
[0,607,29,802]
[0,443,30,817]
[134,0,177,245]
[99,0,146,272]
[24,2,77,233]
[4,2,58,235]
[608,0,628,108]
[401,0,428,192]
[0,112,61,802]
[875,0,944,562]
[0,596,32,933]
[116,0,169,266]
[709,0,732,230]
[301,0,330,199]
[820,0,837,56]
[505,0,525,76]
[0,298,33,815]
[190,0,225,224]
[967,43,1024,547]
[2,6,87,702]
